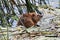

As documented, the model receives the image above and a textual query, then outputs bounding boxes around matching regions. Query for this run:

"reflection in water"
[22,6,27,14]
[12,20,17,27]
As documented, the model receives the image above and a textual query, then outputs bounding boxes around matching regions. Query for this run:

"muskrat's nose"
[38,14,43,18]
[40,14,43,17]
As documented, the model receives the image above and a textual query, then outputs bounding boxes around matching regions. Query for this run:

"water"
[12,0,60,27]
[46,0,59,8]
[4,0,60,27]
[21,0,59,8]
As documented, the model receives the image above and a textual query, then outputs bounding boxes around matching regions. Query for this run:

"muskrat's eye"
[32,14,35,17]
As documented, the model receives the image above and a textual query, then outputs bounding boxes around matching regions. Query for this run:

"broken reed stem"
[7,26,9,40]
